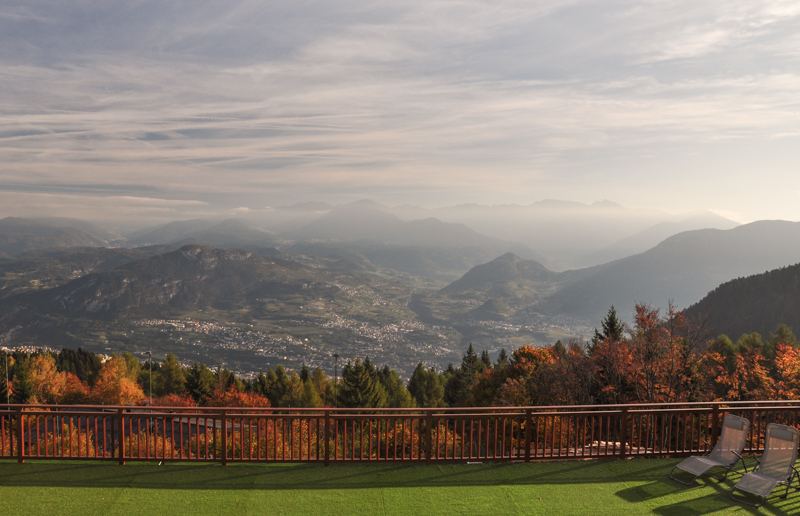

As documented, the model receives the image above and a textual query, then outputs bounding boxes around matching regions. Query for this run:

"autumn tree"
[494,345,556,406]
[716,347,773,401]
[772,343,800,399]
[589,337,635,404]
[60,373,90,404]
[205,385,271,407]
[548,339,595,405]
[27,354,67,404]
[90,356,145,405]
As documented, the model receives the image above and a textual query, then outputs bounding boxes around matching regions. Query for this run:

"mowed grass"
[0,457,795,515]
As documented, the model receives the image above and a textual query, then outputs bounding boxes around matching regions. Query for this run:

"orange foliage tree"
[27,354,67,404]
[773,343,800,399]
[205,385,271,408]
[90,356,145,405]
[60,373,90,404]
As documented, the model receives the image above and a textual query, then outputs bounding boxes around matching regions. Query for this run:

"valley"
[3,205,800,379]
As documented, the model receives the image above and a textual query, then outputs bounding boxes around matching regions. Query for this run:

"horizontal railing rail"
[2,401,800,465]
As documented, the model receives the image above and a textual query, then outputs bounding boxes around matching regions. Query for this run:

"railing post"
[711,404,720,448]
[425,410,433,464]
[118,408,125,465]
[324,409,330,466]
[221,410,228,466]
[17,406,24,464]
[524,409,531,462]
[619,407,628,460]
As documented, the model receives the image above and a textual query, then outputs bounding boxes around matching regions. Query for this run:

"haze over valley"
[3,199,799,378]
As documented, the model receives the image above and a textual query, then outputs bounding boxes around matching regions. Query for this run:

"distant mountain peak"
[439,252,554,298]
[591,200,624,209]
[342,199,390,210]
[278,201,332,212]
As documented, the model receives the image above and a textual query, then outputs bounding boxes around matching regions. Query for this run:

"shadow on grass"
[616,458,798,516]
[0,458,675,492]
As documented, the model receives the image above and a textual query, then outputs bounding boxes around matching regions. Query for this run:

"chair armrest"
[731,450,748,473]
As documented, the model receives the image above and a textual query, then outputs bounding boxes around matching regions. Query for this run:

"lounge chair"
[730,423,800,507]
[669,414,749,485]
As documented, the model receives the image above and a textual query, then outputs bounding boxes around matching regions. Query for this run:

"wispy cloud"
[1,1,799,223]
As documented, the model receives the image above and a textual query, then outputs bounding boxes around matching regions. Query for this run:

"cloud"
[0,1,799,221]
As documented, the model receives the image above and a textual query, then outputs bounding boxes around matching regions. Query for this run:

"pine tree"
[299,363,311,382]
[480,350,492,369]
[592,306,625,346]
[185,363,214,403]
[266,365,291,407]
[445,344,485,406]
[155,353,185,396]
[407,363,444,408]
[462,344,480,373]
[0,353,9,404]
[495,348,509,369]
[12,361,34,403]
[338,359,387,408]
[377,365,414,408]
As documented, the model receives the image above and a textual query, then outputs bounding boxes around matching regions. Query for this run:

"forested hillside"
[686,262,800,339]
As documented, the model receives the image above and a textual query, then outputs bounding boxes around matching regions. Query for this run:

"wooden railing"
[2,401,799,464]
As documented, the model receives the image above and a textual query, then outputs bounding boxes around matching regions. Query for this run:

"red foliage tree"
[204,385,271,408]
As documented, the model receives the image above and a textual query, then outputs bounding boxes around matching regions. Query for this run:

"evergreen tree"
[12,363,35,403]
[495,348,509,369]
[0,353,10,404]
[407,363,445,408]
[185,363,214,403]
[770,324,798,348]
[299,363,311,382]
[338,359,387,408]
[266,365,292,407]
[251,371,269,396]
[57,348,101,385]
[298,378,323,407]
[480,350,492,369]
[377,365,414,408]
[462,344,480,373]
[310,367,331,405]
[155,353,185,396]
[592,306,625,346]
[444,344,487,406]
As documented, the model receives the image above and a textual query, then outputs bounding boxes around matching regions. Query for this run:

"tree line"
[3,303,800,407]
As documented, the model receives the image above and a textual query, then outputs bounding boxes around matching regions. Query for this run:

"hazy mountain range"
[3,246,344,320]
[3,208,800,372]
[0,217,109,258]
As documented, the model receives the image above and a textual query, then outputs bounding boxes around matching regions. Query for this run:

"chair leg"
[782,472,795,499]
[730,487,766,508]
[669,465,699,486]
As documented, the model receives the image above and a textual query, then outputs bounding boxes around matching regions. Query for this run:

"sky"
[1,0,799,226]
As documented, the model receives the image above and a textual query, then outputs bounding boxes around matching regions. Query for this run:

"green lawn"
[0,457,796,515]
